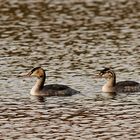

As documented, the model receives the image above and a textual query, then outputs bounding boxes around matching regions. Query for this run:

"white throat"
[102,78,116,93]
[30,77,45,95]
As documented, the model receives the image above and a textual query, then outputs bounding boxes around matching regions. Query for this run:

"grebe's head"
[98,67,115,79]
[27,67,45,78]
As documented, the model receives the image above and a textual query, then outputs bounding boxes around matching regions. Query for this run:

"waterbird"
[97,67,140,93]
[21,67,80,96]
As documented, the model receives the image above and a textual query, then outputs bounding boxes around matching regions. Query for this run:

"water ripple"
[0,0,140,139]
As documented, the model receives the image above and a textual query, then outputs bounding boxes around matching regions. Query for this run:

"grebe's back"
[116,81,140,93]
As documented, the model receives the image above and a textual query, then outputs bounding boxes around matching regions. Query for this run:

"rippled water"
[0,0,140,139]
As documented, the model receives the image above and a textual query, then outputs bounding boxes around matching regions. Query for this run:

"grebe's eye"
[39,75,43,78]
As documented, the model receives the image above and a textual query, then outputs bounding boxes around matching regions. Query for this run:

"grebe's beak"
[19,71,32,77]
[95,70,103,78]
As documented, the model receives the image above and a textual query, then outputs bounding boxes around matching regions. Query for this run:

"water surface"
[0,0,140,139]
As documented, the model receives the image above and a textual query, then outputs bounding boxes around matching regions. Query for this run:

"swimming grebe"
[22,67,80,96]
[98,67,140,93]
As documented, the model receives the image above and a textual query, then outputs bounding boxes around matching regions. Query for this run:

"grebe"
[22,67,80,96]
[98,67,140,93]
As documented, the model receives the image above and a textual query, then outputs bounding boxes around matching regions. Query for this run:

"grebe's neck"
[30,72,46,95]
[35,76,46,90]
[106,76,116,87]
[102,71,116,93]
[107,70,116,86]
